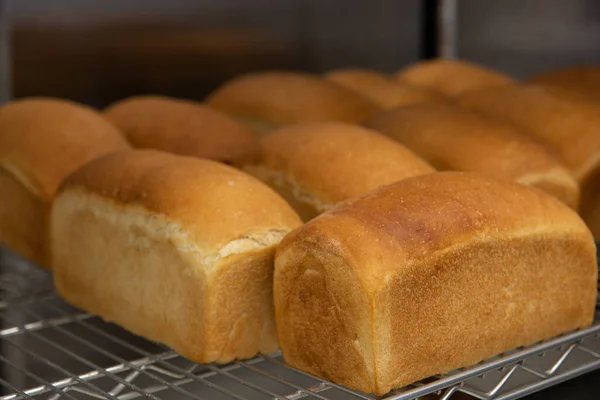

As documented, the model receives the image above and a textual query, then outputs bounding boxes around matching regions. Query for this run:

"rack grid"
[1,248,600,400]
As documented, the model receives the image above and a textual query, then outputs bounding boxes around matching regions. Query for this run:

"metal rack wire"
[1,248,600,400]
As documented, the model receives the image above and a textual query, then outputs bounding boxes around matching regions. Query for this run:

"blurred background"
[1,0,600,107]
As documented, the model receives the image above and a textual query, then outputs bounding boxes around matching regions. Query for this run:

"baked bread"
[104,95,260,165]
[0,97,130,267]
[205,71,381,133]
[325,68,449,109]
[529,65,600,102]
[243,122,435,221]
[458,84,600,237]
[396,59,515,96]
[366,102,579,209]
[51,150,302,363]
[274,171,597,395]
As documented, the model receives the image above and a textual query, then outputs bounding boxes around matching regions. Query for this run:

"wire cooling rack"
[1,248,600,400]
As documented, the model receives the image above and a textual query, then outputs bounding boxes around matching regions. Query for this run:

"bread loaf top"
[325,68,392,86]
[325,68,449,109]
[366,102,579,209]
[0,97,130,200]
[248,122,435,208]
[280,171,592,292]
[458,84,600,183]
[205,71,381,130]
[104,95,260,165]
[529,66,600,102]
[59,149,302,254]
[396,59,515,96]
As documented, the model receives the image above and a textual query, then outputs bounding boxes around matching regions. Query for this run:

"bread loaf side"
[0,97,130,266]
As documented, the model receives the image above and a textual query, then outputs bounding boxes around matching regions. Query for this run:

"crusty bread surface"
[243,122,435,221]
[0,97,130,266]
[366,102,580,209]
[205,71,381,133]
[325,68,449,109]
[51,150,302,363]
[458,84,600,237]
[274,171,597,395]
[396,59,515,96]
[104,95,260,165]
[529,66,600,102]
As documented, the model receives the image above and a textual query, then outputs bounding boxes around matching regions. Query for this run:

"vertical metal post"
[0,0,10,103]
[421,0,458,59]
[0,5,11,395]
[438,0,458,59]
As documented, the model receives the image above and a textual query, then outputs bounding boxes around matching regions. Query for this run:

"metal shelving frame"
[1,249,600,400]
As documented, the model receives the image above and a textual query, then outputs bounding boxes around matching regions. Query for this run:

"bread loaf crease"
[243,123,435,221]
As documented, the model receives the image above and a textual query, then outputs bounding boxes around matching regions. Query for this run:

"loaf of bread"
[51,150,302,363]
[325,68,448,109]
[104,95,260,165]
[275,171,597,395]
[396,59,515,96]
[458,84,600,237]
[0,97,130,267]
[529,65,600,102]
[243,122,435,221]
[205,71,381,133]
[366,103,579,209]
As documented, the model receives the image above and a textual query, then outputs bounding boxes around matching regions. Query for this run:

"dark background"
[3,0,600,107]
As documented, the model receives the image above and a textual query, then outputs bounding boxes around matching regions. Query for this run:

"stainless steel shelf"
[1,249,600,400]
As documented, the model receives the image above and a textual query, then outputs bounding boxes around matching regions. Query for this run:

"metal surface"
[458,0,600,78]
[1,249,600,400]
[438,0,458,59]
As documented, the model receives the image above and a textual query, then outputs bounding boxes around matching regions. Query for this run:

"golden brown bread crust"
[366,103,580,209]
[274,172,597,394]
[529,66,600,102]
[0,97,130,198]
[205,71,381,132]
[52,150,302,363]
[325,68,449,109]
[104,95,260,165]
[0,97,130,266]
[57,150,302,250]
[457,84,600,237]
[244,123,435,221]
[396,59,515,96]
[325,68,393,86]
